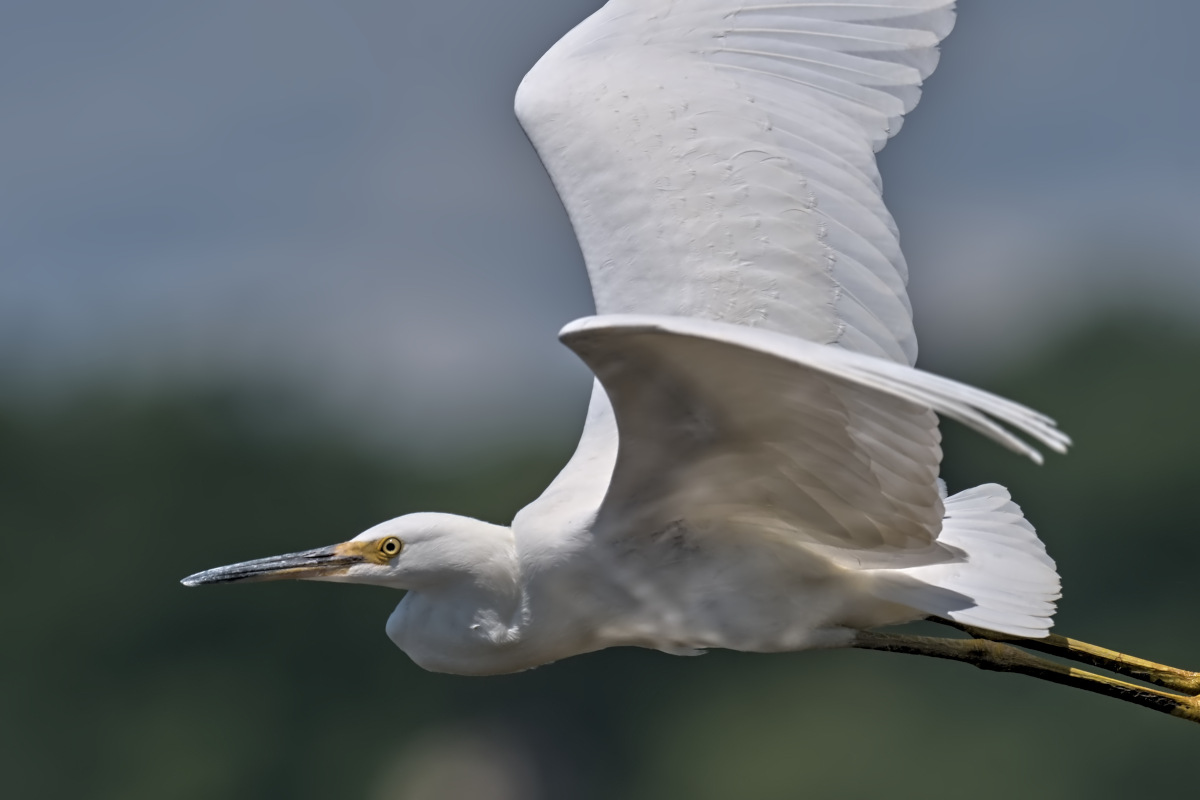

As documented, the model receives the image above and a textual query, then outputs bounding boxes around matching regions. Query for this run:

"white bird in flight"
[184,0,1200,722]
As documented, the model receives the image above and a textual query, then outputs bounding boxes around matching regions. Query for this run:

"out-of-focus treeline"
[3,314,1199,800]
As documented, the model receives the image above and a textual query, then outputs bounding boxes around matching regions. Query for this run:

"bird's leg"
[851,630,1200,724]
[930,618,1200,695]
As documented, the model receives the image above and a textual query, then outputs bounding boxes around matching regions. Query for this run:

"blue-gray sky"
[4,0,1199,451]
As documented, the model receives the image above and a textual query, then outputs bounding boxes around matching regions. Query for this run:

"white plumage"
[515,0,955,364]
[184,0,1074,677]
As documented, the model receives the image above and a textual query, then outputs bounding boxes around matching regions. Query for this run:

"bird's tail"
[870,484,1061,638]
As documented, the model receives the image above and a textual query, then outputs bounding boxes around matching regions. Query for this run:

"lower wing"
[560,314,1069,569]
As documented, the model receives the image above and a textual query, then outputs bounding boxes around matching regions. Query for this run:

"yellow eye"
[378,537,403,558]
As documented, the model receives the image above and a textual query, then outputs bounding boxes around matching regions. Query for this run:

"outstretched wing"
[510,1,988,561]
[517,0,957,365]
[559,316,1067,568]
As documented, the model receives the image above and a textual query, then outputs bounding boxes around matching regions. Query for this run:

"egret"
[183,0,1200,722]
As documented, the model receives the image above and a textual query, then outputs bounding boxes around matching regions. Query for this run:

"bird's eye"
[378,537,403,558]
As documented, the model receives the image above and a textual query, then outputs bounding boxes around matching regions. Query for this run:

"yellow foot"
[934,619,1200,696]
[853,629,1200,725]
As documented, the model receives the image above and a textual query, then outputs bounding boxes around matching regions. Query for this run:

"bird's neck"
[385,524,534,675]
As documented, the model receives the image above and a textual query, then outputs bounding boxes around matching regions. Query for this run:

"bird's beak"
[181,541,371,586]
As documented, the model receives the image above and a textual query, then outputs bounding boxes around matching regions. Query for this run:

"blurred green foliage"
[2,315,1199,799]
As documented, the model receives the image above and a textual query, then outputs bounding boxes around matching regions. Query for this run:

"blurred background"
[3,1,1199,798]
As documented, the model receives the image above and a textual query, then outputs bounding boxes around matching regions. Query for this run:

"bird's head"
[181,512,513,592]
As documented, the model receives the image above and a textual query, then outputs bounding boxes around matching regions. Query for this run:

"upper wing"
[517,0,957,365]
[559,316,1068,568]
